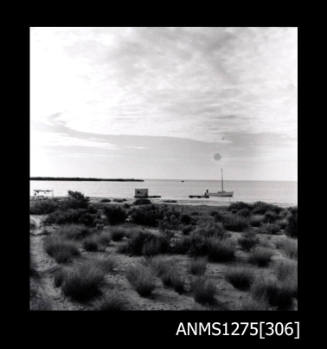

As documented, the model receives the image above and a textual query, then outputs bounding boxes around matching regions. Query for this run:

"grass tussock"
[192,277,216,305]
[103,206,127,225]
[238,231,259,251]
[94,291,129,311]
[96,256,117,273]
[110,227,130,241]
[225,267,255,291]
[126,264,156,297]
[222,213,249,232]
[61,262,105,302]
[83,236,102,252]
[30,198,59,215]
[120,231,169,256]
[276,237,297,259]
[251,275,296,310]
[133,198,152,205]
[189,258,207,275]
[44,208,97,226]
[274,259,297,283]
[248,247,274,267]
[58,224,93,240]
[207,238,236,262]
[44,237,80,263]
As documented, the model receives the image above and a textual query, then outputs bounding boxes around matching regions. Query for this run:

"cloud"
[30,27,297,180]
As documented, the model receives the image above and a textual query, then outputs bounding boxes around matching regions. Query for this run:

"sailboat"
[208,168,233,197]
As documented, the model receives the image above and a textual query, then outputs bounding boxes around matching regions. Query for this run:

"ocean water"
[30,179,297,207]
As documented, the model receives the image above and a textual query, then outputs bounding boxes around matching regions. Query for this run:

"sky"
[30,27,297,181]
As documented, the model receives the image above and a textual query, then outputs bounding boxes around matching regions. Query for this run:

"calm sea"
[30,179,297,207]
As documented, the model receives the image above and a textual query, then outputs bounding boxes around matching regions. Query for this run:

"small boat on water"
[208,168,233,198]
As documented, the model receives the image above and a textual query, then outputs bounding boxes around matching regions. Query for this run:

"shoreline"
[29,195,296,208]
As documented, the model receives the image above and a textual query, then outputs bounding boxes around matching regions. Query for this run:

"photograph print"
[30,27,298,311]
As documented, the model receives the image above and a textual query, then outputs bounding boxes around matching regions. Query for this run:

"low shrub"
[248,247,274,267]
[110,227,129,241]
[169,237,191,254]
[188,235,210,256]
[251,276,296,310]
[259,223,280,235]
[30,199,59,214]
[189,258,207,276]
[182,225,193,235]
[62,262,105,302]
[237,208,251,217]
[94,291,128,311]
[83,236,101,252]
[180,214,192,225]
[207,238,236,262]
[53,268,66,287]
[250,214,265,227]
[58,224,93,240]
[228,202,252,212]
[193,222,226,239]
[222,214,249,232]
[274,259,297,282]
[133,198,152,205]
[44,237,80,263]
[96,256,117,273]
[61,190,89,209]
[103,206,127,225]
[252,202,281,215]
[44,208,97,226]
[192,277,216,305]
[130,205,164,227]
[100,198,111,203]
[238,231,259,251]
[286,207,297,238]
[225,267,255,290]
[122,231,169,256]
[161,270,186,294]
[264,210,278,223]
[97,231,112,246]
[276,237,297,259]
[126,265,156,297]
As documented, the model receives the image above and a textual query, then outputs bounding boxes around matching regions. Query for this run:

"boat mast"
[221,168,224,192]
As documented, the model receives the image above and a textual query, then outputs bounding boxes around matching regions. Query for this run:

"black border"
[14,23,308,344]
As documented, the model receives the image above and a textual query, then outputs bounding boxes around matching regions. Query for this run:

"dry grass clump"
[274,259,297,284]
[103,205,127,225]
[189,258,207,276]
[58,224,93,240]
[239,297,271,310]
[156,265,187,294]
[276,237,297,259]
[97,231,112,245]
[110,227,130,241]
[44,236,80,263]
[192,277,216,305]
[96,256,117,273]
[61,262,105,302]
[120,231,169,256]
[221,213,249,232]
[225,267,256,291]
[248,247,274,267]
[94,291,129,311]
[83,236,102,252]
[238,231,259,251]
[251,274,296,310]
[30,198,59,215]
[207,238,236,262]
[126,264,156,297]
[250,214,265,227]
